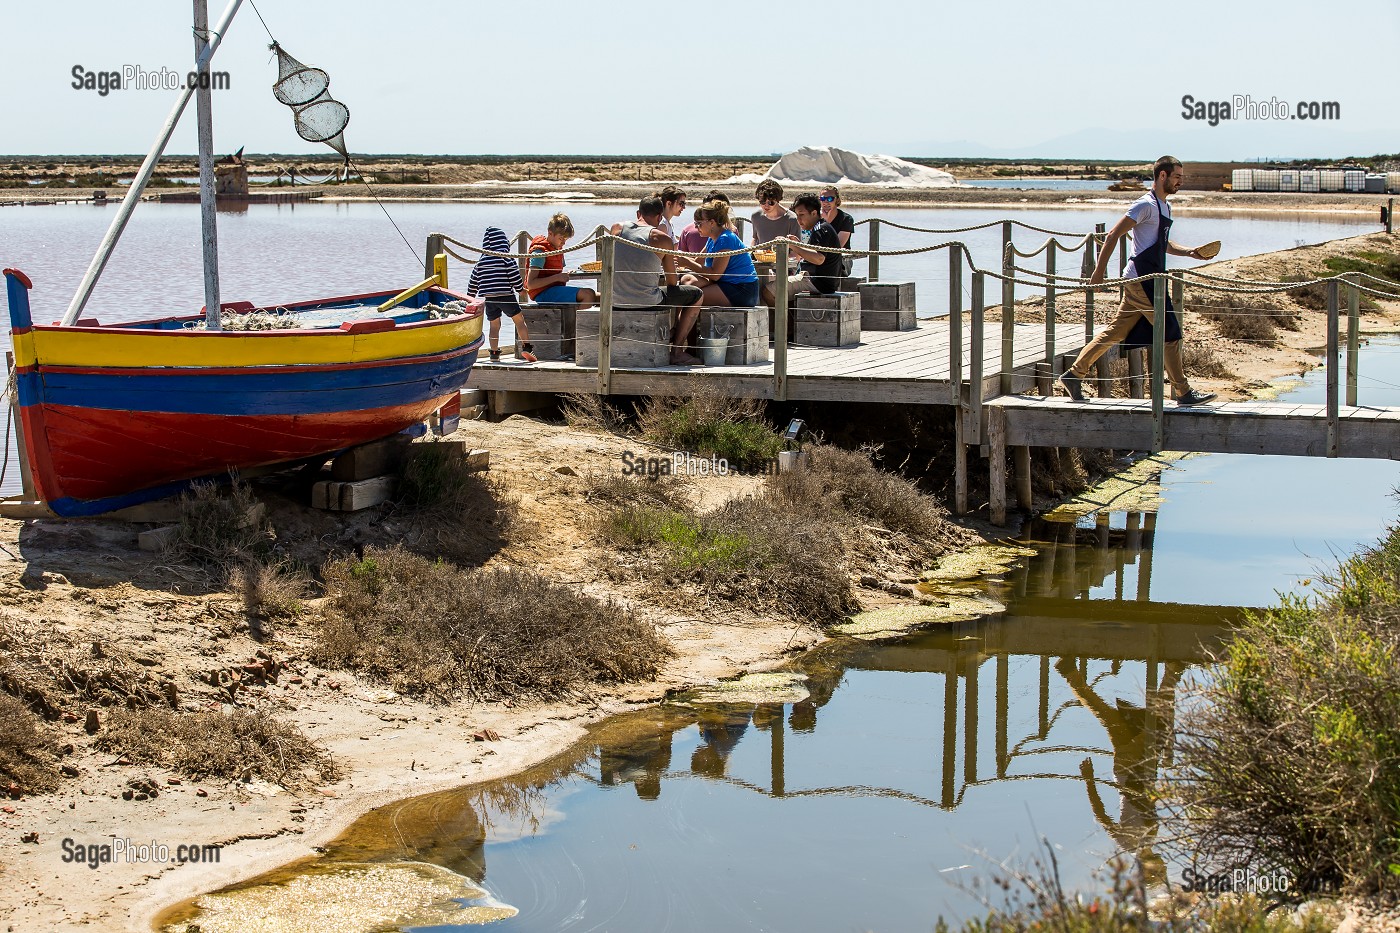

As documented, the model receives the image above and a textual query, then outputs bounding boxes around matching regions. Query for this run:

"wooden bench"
[576,306,676,368]
[792,292,861,347]
[697,307,769,365]
[514,302,576,361]
[858,281,917,331]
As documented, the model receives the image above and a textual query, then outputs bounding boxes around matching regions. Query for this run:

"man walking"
[1060,155,1216,406]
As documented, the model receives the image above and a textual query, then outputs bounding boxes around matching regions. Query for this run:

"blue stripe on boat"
[18,348,480,415]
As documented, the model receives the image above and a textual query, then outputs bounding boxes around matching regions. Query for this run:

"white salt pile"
[727,145,957,188]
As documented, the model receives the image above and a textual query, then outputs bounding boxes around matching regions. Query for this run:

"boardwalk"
[468,317,1089,404]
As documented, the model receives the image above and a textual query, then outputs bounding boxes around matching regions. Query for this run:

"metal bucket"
[697,336,729,366]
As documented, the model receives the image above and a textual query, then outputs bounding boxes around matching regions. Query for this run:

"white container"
[1278,170,1300,192]
[1344,170,1366,192]
[1252,169,1280,192]
[1231,168,1253,192]
[1387,172,1400,194]
[1300,170,1321,193]
[1320,169,1346,192]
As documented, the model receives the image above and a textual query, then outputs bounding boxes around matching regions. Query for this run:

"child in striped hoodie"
[468,226,536,363]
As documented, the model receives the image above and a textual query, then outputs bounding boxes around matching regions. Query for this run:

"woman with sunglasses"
[819,185,856,276]
[677,199,760,307]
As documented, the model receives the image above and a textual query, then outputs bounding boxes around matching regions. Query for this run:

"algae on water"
[1043,451,1192,520]
[834,595,1006,640]
[678,671,811,705]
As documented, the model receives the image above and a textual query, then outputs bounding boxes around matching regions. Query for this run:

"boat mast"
[61,0,244,327]
[193,0,221,330]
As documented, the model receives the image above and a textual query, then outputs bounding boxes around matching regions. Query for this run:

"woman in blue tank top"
[678,199,760,307]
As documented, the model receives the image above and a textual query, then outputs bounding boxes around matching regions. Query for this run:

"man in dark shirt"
[784,194,843,295]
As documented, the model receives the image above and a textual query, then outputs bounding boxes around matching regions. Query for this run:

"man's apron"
[1122,192,1182,350]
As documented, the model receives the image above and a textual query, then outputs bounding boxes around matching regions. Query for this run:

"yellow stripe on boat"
[17,315,483,370]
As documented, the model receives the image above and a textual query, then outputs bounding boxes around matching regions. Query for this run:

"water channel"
[161,340,1400,932]
[3,201,1393,929]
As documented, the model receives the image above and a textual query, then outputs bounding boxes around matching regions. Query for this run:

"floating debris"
[833,595,1006,639]
[919,544,1037,583]
[1043,451,1192,520]
[167,861,515,933]
[676,671,810,706]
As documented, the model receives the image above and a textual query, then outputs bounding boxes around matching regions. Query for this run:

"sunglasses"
[759,197,778,206]
[818,196,835,203]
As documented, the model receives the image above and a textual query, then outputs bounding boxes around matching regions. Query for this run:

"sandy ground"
[0,417,963,933]
[1,230,1398,932]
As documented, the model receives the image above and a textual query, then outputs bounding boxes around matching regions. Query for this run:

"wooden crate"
[515,302,576,360]
[859,281,917,331]
[576,307,675,368]
[698,307,769,365]
[792,293,861,347]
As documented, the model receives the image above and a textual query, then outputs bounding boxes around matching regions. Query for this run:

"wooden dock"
[467,318,1088,405]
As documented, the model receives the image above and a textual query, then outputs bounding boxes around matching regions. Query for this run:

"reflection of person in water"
[691,705,753,778]
[788,657,845,733]
[600,730,674,801]
[1056,656,1183,884]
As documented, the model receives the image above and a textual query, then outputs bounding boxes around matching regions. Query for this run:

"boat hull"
[3,269,485,516]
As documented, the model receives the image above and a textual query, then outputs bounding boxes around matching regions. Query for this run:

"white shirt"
[1124,193,1171,278]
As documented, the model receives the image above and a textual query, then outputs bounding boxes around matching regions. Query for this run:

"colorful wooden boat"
[3,267,484,516]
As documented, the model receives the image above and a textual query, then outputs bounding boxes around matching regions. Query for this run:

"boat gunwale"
[22,286,483,337]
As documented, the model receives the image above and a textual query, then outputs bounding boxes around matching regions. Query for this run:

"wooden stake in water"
[423,233,444,279]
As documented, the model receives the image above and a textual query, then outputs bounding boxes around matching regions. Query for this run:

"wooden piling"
[1128,348,1145,398]
[1014,446,1032,511]
[867,219,880,283]
[954,401,968,515]
[989,406,1007,526]
[1151,277,1167,452]
[1044,240,1057,374]
[1327,279,1340,456]
[1346,279,1360,407]
[596,237,615,396]
[774,240,790,401]
[423,233,444,279]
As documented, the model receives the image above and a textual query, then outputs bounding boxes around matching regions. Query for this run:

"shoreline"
[2,232,1399,932]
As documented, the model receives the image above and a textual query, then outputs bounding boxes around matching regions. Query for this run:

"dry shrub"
[768,445,967,559]
[229,559,309,621]
[1169,523,1400,897]
[1180,341,1234,379]
[636,384,784,471]
[173,477,271,579]
[316,545,669,701]
[1193,290,1299,343]
[96,707,337,787]
[0,618,167,716]
[582,471,691,512]
[392,442,517,566]
[0,694,59,794]
[560,392,627,433]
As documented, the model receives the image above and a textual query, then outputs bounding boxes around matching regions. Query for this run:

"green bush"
[637,389,784,471]
[1170,519,1400,896]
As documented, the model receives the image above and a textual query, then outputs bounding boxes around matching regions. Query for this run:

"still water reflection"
[184,508,1251,932]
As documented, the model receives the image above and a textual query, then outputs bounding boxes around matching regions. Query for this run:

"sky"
[1,0,1396,161]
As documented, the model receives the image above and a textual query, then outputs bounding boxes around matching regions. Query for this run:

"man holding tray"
[1060,155,1218,406]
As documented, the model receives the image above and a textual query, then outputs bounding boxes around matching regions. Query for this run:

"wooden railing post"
[423,233,444,280]
[1088,223,1105,339]
[735,216,746,241]
[596,237,614,396]
[1346,278,1360,407]
[867,219,880,283]
[1000,223,1015,394]
[1118,235,1127,277]
[1044,240,1057,375]
[969,271,985,445]
[949,247,963,404]
[514,230,530,281]
[1327,279,1340,456]
[774,240,789,401]
[1150,275,1167,452]
[1388,197,1395,235]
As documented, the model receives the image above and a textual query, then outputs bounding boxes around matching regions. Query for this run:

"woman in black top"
[819,185,856,276]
